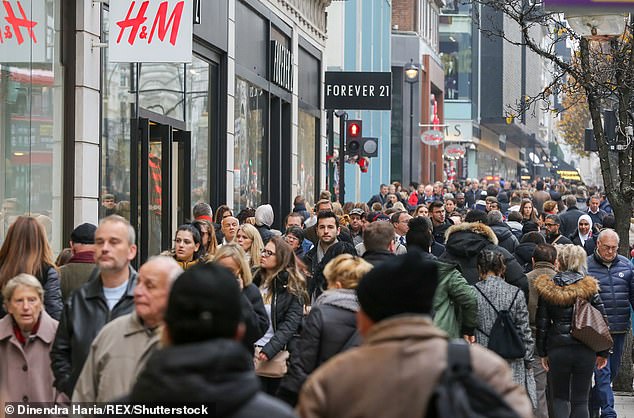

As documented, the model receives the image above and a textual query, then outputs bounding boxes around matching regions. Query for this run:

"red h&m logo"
[0,1,38,45]
[116,0,184,46]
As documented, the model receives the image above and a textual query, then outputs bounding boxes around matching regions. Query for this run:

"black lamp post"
[404,59,419,184]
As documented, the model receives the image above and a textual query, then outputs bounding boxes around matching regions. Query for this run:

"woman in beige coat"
[0,274,59,403]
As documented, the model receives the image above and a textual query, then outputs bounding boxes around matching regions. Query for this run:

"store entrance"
[132,109,191,265]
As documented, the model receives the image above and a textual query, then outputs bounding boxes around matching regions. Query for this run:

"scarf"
[577,214,593,245]
[68,250,96,264]
[12,315,41,345]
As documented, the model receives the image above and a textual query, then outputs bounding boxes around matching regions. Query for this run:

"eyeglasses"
[261,249,276,257]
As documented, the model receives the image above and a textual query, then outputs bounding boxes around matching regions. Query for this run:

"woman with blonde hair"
[236,223,263,270]
[213,243,268,354]
[253,236,307,395]
[0,274,61,404]
[535,244,609,418]
[0,216,62,320]
[278,254,372,406]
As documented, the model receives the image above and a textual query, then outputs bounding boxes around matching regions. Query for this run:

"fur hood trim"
[533,274,600,306]
[445,222,498,246]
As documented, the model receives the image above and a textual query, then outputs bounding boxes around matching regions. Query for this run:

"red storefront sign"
[109,0,192,63]
[0,0,47,63]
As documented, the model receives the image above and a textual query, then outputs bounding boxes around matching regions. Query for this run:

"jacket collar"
[123,311,160,338]
[533,261,556,271]
[364,315,447,346]
[85,265,137,299]
[444,222,498,246]
[534,274,600,305]
[0,310,58,344]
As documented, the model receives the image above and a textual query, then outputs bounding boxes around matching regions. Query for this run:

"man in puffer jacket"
[587,229,634,418]
[439,221,528,301]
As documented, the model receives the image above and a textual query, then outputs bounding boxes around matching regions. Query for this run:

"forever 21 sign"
[325,72,392,111]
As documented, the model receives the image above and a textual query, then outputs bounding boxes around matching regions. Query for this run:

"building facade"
[0,0,329,259]
[392,0,445,186]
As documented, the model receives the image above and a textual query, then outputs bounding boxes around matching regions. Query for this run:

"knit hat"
[255,204,274,228]
[70,223,97,244]
[164,263,242,344]
[356,249,438,322]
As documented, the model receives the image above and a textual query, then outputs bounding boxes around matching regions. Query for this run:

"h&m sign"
[271,40,293,92]
[109,0,193,63]
[0,0,49,63]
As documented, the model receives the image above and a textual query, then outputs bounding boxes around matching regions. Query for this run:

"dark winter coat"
[0,264,63,321]
[439,222,528,300]
[545,233,573,245]
[252,270,304,360]
[431,241,445,257]
[362,250,394,267]
[278,289,359,406]
[303,241,357,301]
[432,219,454,244]
[489,223,519,254]
[129,340,296,418]
[513,242,537,273]
[558,206,584,237]
[587,253,634,333]
[534,272,609,357]
[241,283,269,354]
[256,224,274,245]
[570,232,596,256]
[50,267,137,396]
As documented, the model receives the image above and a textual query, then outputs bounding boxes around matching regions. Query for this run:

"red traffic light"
[347,121,362,138]
[358,157,370,173]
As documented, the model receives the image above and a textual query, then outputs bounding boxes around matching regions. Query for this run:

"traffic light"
[358,157,370,173]
[361,137,378,158]
[346,120,362,158]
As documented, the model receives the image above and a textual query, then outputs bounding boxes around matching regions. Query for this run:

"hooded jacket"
[439,222,528,299]
[587,252,634,333]
[534,272,609,357]
[278,289,360,406]
[513,242,536,273]
[489,223,519,253]
[559,205,584,237]
[129,340,296,418]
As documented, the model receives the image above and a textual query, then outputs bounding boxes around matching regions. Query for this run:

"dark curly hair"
[477,250,506,278]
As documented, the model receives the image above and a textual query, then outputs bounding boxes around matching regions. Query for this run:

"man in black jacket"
[51,215,138,397]
[558,195,584,237]
[486,210,519,253]
[129,263,295,417]
[361,221,396,266]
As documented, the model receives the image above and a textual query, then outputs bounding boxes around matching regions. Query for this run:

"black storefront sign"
[271,40,293,92]
[325,71,392,110]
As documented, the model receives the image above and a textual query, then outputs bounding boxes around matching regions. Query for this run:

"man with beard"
[429,201,453,244]
[543,214,572,245]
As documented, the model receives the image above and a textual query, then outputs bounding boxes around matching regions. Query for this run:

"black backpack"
[474,285,525,360]
[426,341,521,418]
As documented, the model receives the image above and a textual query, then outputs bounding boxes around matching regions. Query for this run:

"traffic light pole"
[338,112,347,203]
[327,110,335,199]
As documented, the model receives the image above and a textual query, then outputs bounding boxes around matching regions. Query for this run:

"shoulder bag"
[570,297,613,353]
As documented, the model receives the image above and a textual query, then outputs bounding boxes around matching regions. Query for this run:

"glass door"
[132,110,190,265]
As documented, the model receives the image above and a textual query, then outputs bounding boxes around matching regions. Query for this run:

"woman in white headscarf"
[570,214,596,256]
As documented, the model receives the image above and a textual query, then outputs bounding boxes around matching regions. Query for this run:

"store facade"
[0,0,328,258]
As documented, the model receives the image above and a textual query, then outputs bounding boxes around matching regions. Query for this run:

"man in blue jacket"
[587,229,634,418]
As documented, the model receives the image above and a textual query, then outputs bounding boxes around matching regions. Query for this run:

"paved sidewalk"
[616,394,634,416]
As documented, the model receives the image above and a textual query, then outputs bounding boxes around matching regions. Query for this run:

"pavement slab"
[616,394,634,417]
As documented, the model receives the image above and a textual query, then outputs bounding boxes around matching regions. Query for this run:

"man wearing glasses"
[587,229,634,418]
[543,214,572,245]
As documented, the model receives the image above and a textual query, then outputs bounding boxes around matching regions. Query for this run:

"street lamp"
[404,59,419,184]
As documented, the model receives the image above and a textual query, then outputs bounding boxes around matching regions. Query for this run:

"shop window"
[0,0,64,250]
[440,17,472,101]
[297,111,316,206]
[138,63,185,120]
[186,57,213,206]
[101,8,134,221]
[234,78,266,212]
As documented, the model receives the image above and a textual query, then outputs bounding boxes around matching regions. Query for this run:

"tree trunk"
[614,330,633,392]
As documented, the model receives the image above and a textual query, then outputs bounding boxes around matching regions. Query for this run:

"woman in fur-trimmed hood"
[439,221,528,299]
[534,244,609,418]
